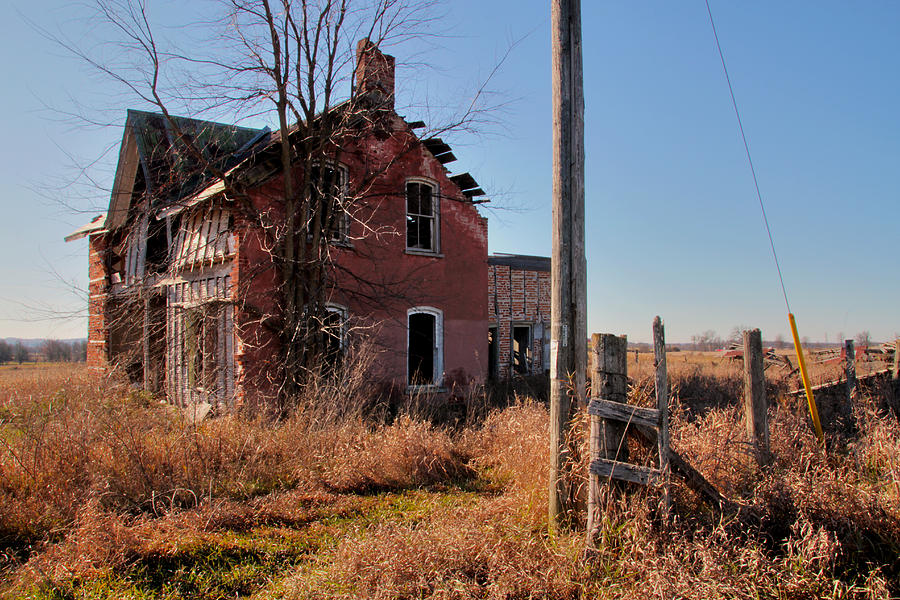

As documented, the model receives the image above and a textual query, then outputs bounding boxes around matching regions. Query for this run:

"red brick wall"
[233,114,489,405]
[86,233,109,370]
[488,264,551,378]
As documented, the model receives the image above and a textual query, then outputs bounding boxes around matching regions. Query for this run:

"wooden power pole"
[549,0,586,529]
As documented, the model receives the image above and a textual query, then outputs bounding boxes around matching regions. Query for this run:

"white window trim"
[324,303,349,351]
[406,306,443,388]
[405,177,440,254]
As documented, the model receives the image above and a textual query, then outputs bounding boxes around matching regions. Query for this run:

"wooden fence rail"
[587,317,671,545]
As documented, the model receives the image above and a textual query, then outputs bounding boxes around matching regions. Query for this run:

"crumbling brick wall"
[86,233,109,370]
[488,255,551,379]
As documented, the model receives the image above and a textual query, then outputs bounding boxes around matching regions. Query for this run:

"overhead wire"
[703,0,824,443]
[703,0,791,315]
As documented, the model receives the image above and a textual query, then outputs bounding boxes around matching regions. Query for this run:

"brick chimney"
[356,38,395,109]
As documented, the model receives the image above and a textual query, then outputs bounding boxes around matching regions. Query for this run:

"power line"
[704,0,791,315]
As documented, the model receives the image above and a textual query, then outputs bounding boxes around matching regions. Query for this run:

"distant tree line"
[0,339,87,364]
[688,328,878,351]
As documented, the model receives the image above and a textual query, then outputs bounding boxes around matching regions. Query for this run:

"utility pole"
[549,0,586,529]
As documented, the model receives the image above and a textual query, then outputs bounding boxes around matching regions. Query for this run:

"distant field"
[0,362,86,374]
[1,358,898,599]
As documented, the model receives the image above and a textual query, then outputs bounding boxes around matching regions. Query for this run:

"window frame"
[308,162,350,244]
[166,266,235,408]
[406,306,444,388]
[405,178,440,254]
[323,303,349,356]
[511,322,533,375]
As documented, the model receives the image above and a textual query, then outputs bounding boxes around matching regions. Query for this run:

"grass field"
[1,357,898,599]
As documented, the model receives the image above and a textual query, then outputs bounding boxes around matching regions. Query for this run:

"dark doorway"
[512,325,532,375]
[488,326,498,380]
[408,312,435,384]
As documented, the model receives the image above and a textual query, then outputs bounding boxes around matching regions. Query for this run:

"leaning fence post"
[586,333,627,544]
[653,317,670,515]
[743,329,769,461]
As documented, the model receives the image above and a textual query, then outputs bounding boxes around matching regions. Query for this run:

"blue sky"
[1,1,897,344]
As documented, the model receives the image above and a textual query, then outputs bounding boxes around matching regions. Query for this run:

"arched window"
[407,306,443,386]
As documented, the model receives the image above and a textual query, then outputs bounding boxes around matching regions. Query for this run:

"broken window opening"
[322,304,348,369]
[145,217,168,273]
[168,271,234,409]
[184,303,223,395]
[406,181,438,252]
[512,324,532,375]
[309,163,349,243]
[488,326,498,380]
[407,307,443,386]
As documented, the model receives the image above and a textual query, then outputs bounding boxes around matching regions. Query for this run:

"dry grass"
[0,363,467,545]
[1,358,899,599]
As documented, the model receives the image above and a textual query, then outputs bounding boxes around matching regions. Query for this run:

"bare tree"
[60,0,502,408]
[727,325,751,345]
[774,333,785,349]
[44,339,67,362]
[691,330,722,352]
[14,342,29,365]
[0,340,12,365]
[855,331,871,350]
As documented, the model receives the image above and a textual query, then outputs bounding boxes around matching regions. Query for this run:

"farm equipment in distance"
[720,342,794,372]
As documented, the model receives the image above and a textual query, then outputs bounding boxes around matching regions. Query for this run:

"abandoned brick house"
[67,40,551,409]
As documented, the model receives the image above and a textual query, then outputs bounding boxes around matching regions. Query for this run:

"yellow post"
[788,313,824,443]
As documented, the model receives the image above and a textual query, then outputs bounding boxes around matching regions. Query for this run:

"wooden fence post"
[586,333,627,543]
[844,339,857,404]
[743,329,769,461]
[653,317,670,515]
[893,338,900,381]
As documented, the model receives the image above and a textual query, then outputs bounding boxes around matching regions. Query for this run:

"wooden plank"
[590,458,661,486]
[449,172,478,191]
[789,369,891,394]
[743,328,769,459]
[588,398,660,429]
[667,449,730,509]
[633,424,731,510]
[434,151,457,164]
[175,224,187,267]
[186,214,202,267]
[423,138,451,155]
[653,316,670,515]
[199,212,213,265]
[212,209,226,261]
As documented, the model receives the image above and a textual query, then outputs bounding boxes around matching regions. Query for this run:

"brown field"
[1,356,898,599]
